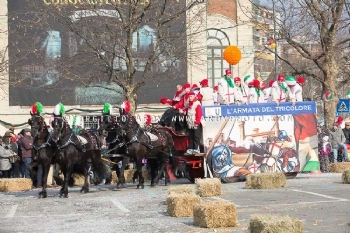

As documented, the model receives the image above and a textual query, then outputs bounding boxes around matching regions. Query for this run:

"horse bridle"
[31,115,45,133]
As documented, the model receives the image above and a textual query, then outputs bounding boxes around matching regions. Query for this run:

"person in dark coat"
[19,128,33,178]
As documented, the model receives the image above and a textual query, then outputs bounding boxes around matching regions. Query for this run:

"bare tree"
[271,0,350,127]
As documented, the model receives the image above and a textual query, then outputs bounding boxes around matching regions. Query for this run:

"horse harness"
[124,122,172,157]
[33,133,53,150]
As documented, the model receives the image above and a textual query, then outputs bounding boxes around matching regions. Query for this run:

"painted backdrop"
[203,102,319,179]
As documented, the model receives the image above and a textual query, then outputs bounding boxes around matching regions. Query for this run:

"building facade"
[0,0,255,132]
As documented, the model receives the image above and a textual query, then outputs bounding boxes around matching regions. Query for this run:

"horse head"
[51,114,67,142]
[117,107,138,136]
[98,114,116,137]
[28,112,45,138]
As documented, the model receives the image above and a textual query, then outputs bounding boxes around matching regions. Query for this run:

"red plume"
[122,101,131,114]
[253,79,260,88]
[160,97,169,105]
[260,82,266,90]
[296,76,305,85]
[268,80,275,87]
[31,103,38,114]
[336,116,344,125]
[144,114,151,125]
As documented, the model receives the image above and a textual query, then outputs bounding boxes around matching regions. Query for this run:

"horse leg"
[136,159,144,189]
[59,166,70,198]
[117,156,129,189]
[39,162,51,198]
[150,159,158,187]
[80,165,90,194]
[154,158,168,186]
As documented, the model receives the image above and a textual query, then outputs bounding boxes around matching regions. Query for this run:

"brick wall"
[207,0,237,23]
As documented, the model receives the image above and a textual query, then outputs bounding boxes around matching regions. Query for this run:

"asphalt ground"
[0,173,349,233]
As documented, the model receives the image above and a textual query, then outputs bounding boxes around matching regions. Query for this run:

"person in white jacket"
[269,75,295,106]
[285,76,303,102]
[233,77,249,105]
[213,86,221,105]
[296,76,305,101]
[218,69,235,105]
[199,79,214,106]
[249,79,264,103]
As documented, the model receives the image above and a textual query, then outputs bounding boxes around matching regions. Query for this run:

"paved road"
[0,173,349,233]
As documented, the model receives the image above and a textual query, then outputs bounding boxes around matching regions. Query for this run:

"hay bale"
[168,185,195,195]
[245,173,286,189]
[167,194,201,217]
[342,170,350,184]
[0,178,32,192]
[193,201,237,228]
[329,162,350,173]
[72,174,87,186]
[111,169,149,184]
[249,214,303,233]
[195,178,222,197]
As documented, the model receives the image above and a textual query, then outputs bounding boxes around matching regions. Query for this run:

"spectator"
[328,123,347,162]
[19,128,33,178]
[343,118,350,145]
[17,132,24,177]
[0,136,13,178]
[318,135,331,173]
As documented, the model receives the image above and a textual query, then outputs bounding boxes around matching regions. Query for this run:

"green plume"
[36,102,44,115]
[59,102,65,115]
[72,116,77,126]
[103,103,111,114]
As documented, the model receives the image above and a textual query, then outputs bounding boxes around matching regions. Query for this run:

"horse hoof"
[64,194,68,198]
[80,187,89,193]
[38,192,47,198]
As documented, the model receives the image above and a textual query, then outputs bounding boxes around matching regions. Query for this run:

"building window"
[207,29,231,87]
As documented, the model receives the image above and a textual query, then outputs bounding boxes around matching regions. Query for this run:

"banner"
[8,0,187,106]
[203,101,316,118]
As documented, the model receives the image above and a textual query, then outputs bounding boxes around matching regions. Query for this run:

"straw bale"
[72,174,87,186]
[342,170,350,184]
[167,194,201,217]
[0,178,32,192]
[111,169,149,184]
[329,162,350,173]
[193,201,237,228]
[245,173,286,189]
[168,185,195,195]
[249,214,303,233]
[195,178,222,197]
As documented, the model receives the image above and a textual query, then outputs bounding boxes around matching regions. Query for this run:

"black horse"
[51,115,106,198]
[117,108,176,189]
[28,113,58,198]
[98,114,130,189]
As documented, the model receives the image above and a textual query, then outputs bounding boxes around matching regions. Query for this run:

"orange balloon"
[223,46,242,65]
